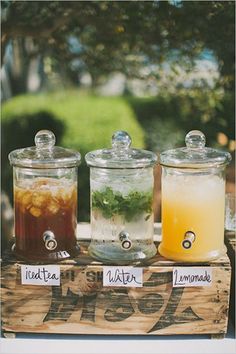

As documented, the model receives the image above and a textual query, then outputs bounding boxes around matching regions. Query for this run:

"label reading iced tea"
[21,264,60,286]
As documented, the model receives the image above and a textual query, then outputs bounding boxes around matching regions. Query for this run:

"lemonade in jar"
[159,130,231,262]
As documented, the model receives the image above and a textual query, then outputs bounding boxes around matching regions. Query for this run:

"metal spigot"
[119,231,132,250]
[182,231,196,250]
[43,230,57,251]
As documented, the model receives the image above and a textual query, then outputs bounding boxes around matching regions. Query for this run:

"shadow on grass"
[1,110,91,222]
[1,110,64,205]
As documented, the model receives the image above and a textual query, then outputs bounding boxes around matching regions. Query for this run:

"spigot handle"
[182,231,196,250]
[119,231,132,250]
[43,230,57,251]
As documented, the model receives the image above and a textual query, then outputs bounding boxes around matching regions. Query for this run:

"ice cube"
[61,189,71,203]
[21,191,32,208]
[33,178,49,189]
[55,188,71,207]
[14,188,22,202]
[29,206,42,217]
[32,192,50,208]
[47,200,60,215]
[70,188,77,206]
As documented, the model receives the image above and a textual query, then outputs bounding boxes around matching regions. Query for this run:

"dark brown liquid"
[14,178,78,261]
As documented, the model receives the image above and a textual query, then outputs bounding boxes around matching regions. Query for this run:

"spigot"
[182,231,196,250]
[119,231,132,250]
[43,230,57,251]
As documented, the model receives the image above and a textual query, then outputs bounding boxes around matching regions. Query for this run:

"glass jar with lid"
[85,131,158,263]
[159,130,231,262]
[8,130,81,262]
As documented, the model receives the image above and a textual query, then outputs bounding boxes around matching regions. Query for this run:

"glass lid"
[8,130,81,168]
[160,130,231,168]
[85,130,157,168]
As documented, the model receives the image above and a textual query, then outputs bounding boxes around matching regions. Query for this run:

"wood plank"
[225,230,235,329]
[1,242,231,336]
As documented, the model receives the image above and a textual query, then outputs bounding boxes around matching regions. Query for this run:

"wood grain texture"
[1,241,231,336]
[225,231,236,253]
[225,231,235,328]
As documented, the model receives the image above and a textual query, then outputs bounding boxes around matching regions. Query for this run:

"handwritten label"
[103,266,143,287]
[21,265,60,286]
[173,267,212,288]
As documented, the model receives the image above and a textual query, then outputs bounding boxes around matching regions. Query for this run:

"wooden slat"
[225,230,235,329]
[1,240,231,336]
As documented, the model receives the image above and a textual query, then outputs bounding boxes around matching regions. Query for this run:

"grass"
[2,90,144,221]
[2,90,144,152]
[2,88,234,221]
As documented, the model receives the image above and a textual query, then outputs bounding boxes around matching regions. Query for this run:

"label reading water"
[103,266,143,287]
[21,265,60,286]
[173,267,212,287]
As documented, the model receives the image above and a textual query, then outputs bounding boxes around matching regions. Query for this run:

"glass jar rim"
[160,130,231,169]
[8,130,81,168]
[85,130,157,168]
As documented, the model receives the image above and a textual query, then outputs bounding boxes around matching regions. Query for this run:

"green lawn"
[2,91,144,221]
[2,89,234,221]
[2,90,144,151]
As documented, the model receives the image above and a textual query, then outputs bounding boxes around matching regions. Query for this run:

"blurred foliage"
[1,1,235,222]
[2,91,144,221]
[2,88,234,221]
[127,87,235,153]
[1,1,234,90]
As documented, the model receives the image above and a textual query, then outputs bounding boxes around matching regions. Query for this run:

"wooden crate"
[225,230,235,328]
[1,238,231,338]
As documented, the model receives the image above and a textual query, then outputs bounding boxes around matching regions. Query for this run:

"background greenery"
[2,85,234,221]
[1,1,235,223]
[2,91,144,220]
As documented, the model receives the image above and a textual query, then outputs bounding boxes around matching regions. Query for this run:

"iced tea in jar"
[8,130,81,262]
[159,130,231,262]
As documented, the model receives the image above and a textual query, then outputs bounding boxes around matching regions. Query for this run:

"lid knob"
[112,131,131,151]
[35,130,56,150]
[185,130,206,149]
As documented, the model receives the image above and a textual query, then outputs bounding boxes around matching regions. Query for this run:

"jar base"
[88,241,157,264]
[13,244,80,263]
[158,243,226,263]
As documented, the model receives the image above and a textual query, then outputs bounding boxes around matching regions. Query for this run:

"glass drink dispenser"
[85,131,158,263]
[158,130,231,262]
[8,130,81,262]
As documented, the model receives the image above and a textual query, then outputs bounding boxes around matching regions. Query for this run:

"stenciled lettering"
[86,271,103,283]
[104,288,135,322]
[43,270,202,332]
[44,287,82,322]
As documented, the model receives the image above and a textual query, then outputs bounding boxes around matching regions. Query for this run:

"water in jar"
[89,167,156,262]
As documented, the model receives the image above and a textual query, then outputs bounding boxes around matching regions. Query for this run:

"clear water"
[89,238,157,263]
[89,168,156,262]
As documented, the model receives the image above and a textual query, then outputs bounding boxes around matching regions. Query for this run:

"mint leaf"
[92,187,153,221]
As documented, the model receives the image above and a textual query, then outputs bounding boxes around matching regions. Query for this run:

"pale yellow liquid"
[159,173,225,262]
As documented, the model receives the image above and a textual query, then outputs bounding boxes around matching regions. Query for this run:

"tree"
[1,1,235,93]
